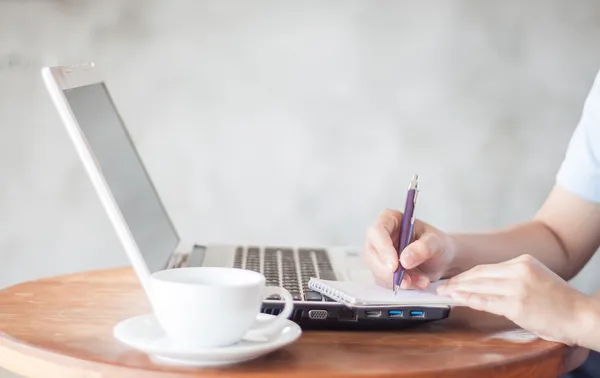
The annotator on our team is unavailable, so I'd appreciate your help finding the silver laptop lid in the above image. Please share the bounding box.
[62,82,180,273]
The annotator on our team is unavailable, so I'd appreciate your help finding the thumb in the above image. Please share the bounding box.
[400,232,444,269]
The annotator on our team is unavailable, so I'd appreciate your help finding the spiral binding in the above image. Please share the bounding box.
[308,278,356,305]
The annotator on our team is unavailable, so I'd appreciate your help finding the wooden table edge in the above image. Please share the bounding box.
[0,328,586,378]
[0,267,590,378]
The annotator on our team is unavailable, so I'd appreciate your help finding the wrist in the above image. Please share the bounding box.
[442,233,462,278]
[572,293,600,348]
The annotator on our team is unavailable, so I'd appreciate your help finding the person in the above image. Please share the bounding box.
[364,68,600,377]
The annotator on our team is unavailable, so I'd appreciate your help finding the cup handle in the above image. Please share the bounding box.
[249,286,294,338]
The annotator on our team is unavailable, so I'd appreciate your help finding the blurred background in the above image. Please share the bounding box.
[1,1,600,374]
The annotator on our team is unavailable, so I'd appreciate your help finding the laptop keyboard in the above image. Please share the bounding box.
[233,247,337,302]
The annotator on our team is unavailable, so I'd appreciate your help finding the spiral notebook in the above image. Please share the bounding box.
[308,278,460,308]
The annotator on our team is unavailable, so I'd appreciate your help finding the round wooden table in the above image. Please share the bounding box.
[0,268,588,378]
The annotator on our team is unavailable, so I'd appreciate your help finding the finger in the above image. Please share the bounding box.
[378,208,402,239]
[376,210,400,259]
[373,268,410,289]
[400,232,443,269]
[367,213,400,268]
[399,270,430,290]
[364,243,395,283]
[367,255,426,290]
[367,253,428,291]
[380,208,403,230]
[376,269,431,291]
[363,233,394,271]
[399,273,413,289]
[436,277,515,297]
[375,274,393,289]
[506,254,536,264]
[447,291,506,316]
[443,262,523,284]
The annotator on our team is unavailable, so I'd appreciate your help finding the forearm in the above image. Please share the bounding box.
[444,185,600,280]
[445,221,572,279]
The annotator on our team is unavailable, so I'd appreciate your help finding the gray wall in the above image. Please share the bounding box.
[1,1,600,376]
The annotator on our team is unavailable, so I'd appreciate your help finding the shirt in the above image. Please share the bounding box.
[557,69,600,203]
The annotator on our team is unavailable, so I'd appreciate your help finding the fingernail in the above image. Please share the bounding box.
[401,249,413,267]
[400,279,409,289]
[386,260,396,271]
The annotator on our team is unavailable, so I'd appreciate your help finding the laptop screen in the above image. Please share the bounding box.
[63,83,180,273]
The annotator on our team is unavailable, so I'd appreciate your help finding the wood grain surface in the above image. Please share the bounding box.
[0,267,587,378]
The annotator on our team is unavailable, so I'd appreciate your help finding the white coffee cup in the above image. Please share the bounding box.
[149,267,294,348]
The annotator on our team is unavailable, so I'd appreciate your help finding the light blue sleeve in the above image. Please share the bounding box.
[556,69,600,203]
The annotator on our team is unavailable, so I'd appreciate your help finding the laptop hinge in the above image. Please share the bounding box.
[166,243,194,269]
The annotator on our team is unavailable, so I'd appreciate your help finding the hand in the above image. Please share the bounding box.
[436,254,591,345]
[363,208,455,290]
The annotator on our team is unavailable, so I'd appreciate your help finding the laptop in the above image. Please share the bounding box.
[41,63,450,329]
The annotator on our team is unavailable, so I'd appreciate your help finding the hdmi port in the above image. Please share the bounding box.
[365,310,382,318]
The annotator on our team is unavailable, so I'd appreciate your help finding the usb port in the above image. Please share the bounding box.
[365,310,382,318]
[409,310,425,318]
[388,310,403,318]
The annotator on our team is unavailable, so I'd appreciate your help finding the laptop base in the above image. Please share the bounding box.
[260,301,451,330]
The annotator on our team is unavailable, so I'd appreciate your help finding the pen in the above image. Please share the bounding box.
[393,173,419,295]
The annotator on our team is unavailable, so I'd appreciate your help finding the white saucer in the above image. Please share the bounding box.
[113,313,302,367]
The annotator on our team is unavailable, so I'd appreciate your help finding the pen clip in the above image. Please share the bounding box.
[410,189,419,223]
[413,188,419,206]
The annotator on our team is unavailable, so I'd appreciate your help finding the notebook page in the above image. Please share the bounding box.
[310,279,459,306]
